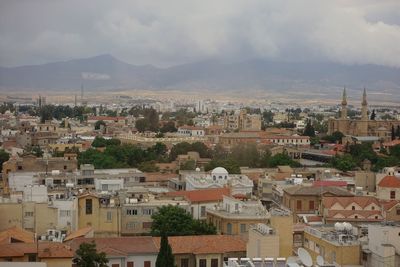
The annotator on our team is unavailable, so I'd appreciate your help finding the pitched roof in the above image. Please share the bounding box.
[68,237,158,255]
[38,242,74,258]
[380,200,400,211]
[378,176,400,188]
[313,181,347,187]
[0,243,36,257]
[64,227,93,242]
[284,186,353,196]
[322,196,380,209]
[326,210,383,222]
[166,188,230,203]
[0,226,35,244]
[153,235,246,255]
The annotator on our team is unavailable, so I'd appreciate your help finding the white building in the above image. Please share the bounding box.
[366,223,400,267]
[185,167,253,196]
[23,185,47,203]
[51,198,78,232]
[95,178,124,193]
[177,126,205,137]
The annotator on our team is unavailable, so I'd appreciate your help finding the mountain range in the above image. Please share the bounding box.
[1,54,400,96]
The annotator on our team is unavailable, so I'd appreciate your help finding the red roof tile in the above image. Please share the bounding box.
[378,176,400,188]
[313,181,347,187]
[166,188,230,203]
[0,226,35,244]
[153,235,246,255]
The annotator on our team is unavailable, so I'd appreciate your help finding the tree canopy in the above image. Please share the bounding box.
[0,149,10,172]
[156,235,175,267]
[73,242,108,267]
[151,205,216,236]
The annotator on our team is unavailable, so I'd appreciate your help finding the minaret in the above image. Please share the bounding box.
[361,88,368,120]
[341,87,348,119]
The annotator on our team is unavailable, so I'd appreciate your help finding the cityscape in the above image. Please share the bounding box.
[1,1,400,267]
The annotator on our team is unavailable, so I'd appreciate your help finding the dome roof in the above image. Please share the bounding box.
[211,167,229,176]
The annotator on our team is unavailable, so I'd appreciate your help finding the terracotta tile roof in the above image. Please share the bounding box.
[64,227,93,242]
[323,196,380,209]
[326,210,383,222]
[0,226,35,244]
[378,175,400,188]
[153,235,246,255]
[380,200,400,211]
[284,186,353,196]
[166,188,230,203]
[68,237,158,255]
[0,243,36,257]
[38,242,74,258]
[313,181,347,187]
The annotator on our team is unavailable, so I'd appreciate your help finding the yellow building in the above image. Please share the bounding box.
[246,224,280,259]
[0,202,58,235]
[77,193,120,237]
[270,211,294,258]
[206,196,269,236]
[303,225,360,266]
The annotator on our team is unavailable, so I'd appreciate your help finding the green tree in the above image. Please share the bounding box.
[91,136,108,148]
[169,142,192,161]
[205,159,241,174]
[160,121,177,133]
[39,105,54,123]
[180,160,196,170]
[370,109,376,120]
[135,118,148,132]
[390,144,400,158]
[267,153,301,168]
[190,142,211,158]
[0,149,10,172]
[156,234,175,267]
[324,131,344,143]
[303,121,315,137]
[331,154,357,172]
[73,242,108,267]
[138,161,160,172]
[94,120,106,130]
[32,146,44,157]
[151,205,216,236]
[229,143,260,167]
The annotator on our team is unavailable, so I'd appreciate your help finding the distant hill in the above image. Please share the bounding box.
[1,54,399,94]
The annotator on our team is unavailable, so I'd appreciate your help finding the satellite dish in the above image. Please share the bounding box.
[317,255,325,266]
[298,248,313,267]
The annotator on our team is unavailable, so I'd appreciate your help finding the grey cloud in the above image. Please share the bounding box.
[1,0,400,67]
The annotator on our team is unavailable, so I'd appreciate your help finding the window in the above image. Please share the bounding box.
[143,222,152,229]
[24,211,34,217]
[332,251,336,263]
[227,223,232,235]
[199,259,207,267]
[126,209,138,216]
[371,206,375,210]
[191,207,194,215]
[127,262,134,267]
[144,261,151,267]
[106,211,112,221]
[28,254,36,262]
[390,191,396,199]
[201,206,206,217]
[240,224,246,233]
[181,259,189,267]
[396,208,400,215]
[17,166,23,170]
[64,165,67,170]
[211,259,218,267]
[297,200,302,210]
[352,206,355,210]
[85,199,92,215]
[143,208,153,215]
[309,200,315,210]
[355,215,358,219]
[111,264,119,267]
[126,222,137,229]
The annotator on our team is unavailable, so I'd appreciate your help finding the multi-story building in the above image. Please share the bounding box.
[364,223,400,267]
[224,109,261,131]
[282,185,353,221]
[206,196,269,236]
[376,174,400,200]
[177,126,205,137]
[184,167,253,196]
[303,224,360,266]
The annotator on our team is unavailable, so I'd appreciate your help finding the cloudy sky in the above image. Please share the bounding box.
[1,0,400,68]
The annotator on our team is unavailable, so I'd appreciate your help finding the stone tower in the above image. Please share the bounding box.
[341,87,348,119]
[359,88,369,136]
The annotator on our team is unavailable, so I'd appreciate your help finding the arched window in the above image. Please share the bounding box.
[227,223,232,235]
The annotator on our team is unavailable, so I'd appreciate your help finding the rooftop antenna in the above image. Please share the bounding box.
[298,248,313,267]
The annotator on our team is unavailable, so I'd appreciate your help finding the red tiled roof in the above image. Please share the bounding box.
[378,176,400,188]
[64,227,93,242]
[153,235,246,255]
[380,200,400,211]
[0,226,35,244]
[68,237,158,255]
[313,181,347,187]
[0,242,73,258]
[38,242,74,258]
[166,188,230,203]
[323,196,380,209]
[326,210,383,222]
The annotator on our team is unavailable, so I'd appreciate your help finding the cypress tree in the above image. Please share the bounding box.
[392,125,396,140]
[156,234,175,267]
[397,126,400,138]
